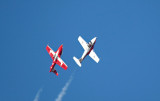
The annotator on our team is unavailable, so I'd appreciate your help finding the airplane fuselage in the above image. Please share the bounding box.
[80,37,96,62]
[50,45,63,72]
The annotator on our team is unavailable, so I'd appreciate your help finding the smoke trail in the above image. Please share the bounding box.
[55,75,73,101]
[33,88,43,101]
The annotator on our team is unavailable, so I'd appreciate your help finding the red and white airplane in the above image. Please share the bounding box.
[46,45,68,76]
[73,36,100,67]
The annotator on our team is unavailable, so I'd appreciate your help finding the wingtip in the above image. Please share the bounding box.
[56,73,59,76]
[78,36,82,39]
[64,66,68,70]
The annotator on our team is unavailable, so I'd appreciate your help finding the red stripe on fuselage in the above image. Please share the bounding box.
[87,41,96,55]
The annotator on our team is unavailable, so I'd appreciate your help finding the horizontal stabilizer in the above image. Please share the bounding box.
[73,56,81,67]
[53,70,58,76]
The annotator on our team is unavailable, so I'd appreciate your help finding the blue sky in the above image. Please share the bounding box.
[0,0,160,101]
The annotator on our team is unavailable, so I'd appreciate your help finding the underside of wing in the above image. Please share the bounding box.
[89,50,100,63]
[46,45,55,60]
[56,57,68,70]
[78,36,88,50]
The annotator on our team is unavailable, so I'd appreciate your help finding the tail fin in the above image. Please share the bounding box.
[73,56,82,67]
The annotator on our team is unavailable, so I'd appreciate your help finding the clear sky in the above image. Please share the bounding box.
[0,0,160,101]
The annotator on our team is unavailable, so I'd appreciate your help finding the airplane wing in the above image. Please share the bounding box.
[46,45,55,60]
[78,36,88,50]
[89,50,100,63]
[56,57,68,70]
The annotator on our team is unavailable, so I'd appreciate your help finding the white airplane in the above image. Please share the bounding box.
[73,36,100,67]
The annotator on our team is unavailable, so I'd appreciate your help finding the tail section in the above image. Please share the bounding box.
[49,69,58,76]
[49,63,58,76]
[73,56,82,67]
[53,70,58,76]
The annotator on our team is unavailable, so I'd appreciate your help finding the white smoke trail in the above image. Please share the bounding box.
[55,75,73,101]
[33,88,43,101]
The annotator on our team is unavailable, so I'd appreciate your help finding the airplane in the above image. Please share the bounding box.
[46,44,68,76]
[73,36,100,67]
